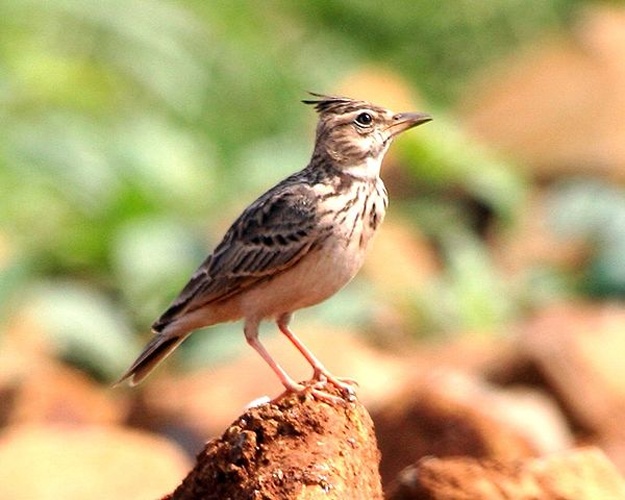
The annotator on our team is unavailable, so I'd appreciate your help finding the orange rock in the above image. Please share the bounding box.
[460,5,625,180]
[374,369,572,486]
[6,360,125,426]
[387,447,625,500]
[169,385,383,500]
[520,302,625,470]
[0,424,190,500]
[337,66,425,115]
[0,311,128,426]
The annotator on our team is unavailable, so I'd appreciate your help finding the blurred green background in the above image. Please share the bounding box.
[1,0,617,382]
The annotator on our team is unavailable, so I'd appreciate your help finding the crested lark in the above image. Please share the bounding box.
[117,93,431,401]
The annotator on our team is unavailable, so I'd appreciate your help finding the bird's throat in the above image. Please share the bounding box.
[342,153,384,179]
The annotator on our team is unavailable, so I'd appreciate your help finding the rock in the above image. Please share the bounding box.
[5,361,124,426]
[374,370,572,486]
[168,383,382,499]
[387,447,625,500]
[460,5,625,180]
[0,307,126,427]
[518,302,625,471]
[0,424,190,500]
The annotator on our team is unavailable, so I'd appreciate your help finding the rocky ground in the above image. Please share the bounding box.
[2,4,625,498]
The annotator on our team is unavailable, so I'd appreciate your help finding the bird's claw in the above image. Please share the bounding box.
[273,370,359,405]
[311,371,358,402]
[273,381,350,405]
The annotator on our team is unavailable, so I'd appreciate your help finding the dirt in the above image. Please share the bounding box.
[167,384,383,499]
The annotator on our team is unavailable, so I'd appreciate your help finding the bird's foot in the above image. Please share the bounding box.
[309,386,351,405]
[274,377,355,405]
[311,370,358,402]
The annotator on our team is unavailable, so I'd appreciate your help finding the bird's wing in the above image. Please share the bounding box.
[152,181,322,331]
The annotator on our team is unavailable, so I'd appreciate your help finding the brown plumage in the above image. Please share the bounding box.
[116,93,431,402]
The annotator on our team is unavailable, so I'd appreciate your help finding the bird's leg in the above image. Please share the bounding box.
[244,320,305,394]
[245,319,346,405]
[276,314,357,400]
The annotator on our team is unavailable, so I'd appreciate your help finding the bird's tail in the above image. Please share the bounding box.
[115,332,187,387]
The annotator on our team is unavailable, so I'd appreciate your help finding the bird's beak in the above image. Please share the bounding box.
[386,112,432,139]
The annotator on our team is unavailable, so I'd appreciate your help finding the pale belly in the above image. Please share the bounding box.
[237,236,367,321]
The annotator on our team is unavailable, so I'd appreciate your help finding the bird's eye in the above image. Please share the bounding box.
[355,112,373,127]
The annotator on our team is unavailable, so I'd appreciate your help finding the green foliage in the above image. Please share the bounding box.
[0,0,592,376]
[548,179,625,298]
[27,280,139,380]
[282,0,585,105]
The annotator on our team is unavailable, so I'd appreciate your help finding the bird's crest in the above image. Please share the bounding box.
[302,92,371,115]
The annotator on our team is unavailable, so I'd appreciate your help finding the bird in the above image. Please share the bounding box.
[116,93,431,402]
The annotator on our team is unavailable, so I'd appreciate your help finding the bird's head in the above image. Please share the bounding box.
[303,93,431,178]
